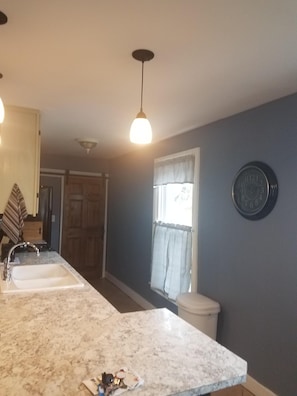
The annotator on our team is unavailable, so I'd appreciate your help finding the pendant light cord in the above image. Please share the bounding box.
[140,61,144,112]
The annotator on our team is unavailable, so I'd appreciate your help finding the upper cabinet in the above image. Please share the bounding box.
[0,105,41,216]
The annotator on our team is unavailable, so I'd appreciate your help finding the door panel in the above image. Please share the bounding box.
[69,200,83,228]
[61,175,106,278]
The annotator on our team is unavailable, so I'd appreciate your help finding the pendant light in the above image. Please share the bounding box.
[0,11,7,124]
[130,49,154,144]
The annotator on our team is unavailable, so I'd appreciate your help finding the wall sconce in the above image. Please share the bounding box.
[130,49,154,144]
[76,138,98,154]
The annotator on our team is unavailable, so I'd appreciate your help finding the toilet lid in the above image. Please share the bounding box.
[176,293,220,315]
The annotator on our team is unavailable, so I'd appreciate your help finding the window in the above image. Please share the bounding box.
[150,148,199,302]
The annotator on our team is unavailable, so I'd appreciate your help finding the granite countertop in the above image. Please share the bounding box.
[0,251,247,396]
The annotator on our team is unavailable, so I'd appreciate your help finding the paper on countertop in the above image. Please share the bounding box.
[82,367,144,395]
[82,377,100,396]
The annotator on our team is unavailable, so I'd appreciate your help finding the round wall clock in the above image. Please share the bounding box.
[232,161,278,220]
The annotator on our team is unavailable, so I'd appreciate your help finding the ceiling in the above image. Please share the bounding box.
[0,1,297,160]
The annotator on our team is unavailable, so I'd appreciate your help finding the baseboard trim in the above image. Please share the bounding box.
[105,271,156,310]
[105,272,276,396]
[244,375,277,396]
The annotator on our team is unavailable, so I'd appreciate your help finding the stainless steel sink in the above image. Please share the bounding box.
[0,263,84,293]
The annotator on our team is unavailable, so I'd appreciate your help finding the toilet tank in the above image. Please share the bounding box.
[176,293,220,340]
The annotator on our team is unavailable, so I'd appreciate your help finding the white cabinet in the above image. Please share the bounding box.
[0,105,40,215]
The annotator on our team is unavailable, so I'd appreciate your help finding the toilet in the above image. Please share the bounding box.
[176,292,220,340]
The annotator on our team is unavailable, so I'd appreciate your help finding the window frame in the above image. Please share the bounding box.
[152,147,200,296]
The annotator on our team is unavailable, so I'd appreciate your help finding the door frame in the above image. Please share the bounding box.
[40,168,108,277]
[40,171,64,253]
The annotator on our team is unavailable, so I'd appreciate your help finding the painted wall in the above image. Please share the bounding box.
[41,153,109,174]
[106,93,297,395]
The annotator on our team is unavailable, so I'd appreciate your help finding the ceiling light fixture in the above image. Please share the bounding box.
[0,11,7,124]
[76,138,98,154]
[130,49,154,145]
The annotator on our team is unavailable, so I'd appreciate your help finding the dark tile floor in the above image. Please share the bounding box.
[87,277,144,313]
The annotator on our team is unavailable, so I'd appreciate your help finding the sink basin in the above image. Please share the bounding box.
[0,263,84,293]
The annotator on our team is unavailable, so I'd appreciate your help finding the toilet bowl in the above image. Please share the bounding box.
[176,292,220,340]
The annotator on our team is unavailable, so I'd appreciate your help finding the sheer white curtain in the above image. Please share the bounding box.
[151,223,192,300]
[154,155,195,185]
[151,154,195,301]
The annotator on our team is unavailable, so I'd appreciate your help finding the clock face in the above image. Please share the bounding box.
[232,162,278,220]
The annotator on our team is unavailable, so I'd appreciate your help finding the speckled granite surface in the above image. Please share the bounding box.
[0,251,247,396]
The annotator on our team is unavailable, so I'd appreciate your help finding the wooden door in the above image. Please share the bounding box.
[61,174,106,278]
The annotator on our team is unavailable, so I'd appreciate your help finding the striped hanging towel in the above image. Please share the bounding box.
[1,183,28,244]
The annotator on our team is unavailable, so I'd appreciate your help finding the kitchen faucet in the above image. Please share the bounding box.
[2,241,40,281]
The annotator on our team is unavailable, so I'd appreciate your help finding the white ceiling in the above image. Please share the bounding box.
[0,0,297,159]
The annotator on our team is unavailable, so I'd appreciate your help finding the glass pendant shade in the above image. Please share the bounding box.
[0,97,4,123]
[130,110,152,144]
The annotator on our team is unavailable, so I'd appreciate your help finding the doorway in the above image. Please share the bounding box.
[40,173,63,252]
[61,174,107,279]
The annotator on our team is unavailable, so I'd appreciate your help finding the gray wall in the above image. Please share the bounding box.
[106,93,297,395]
